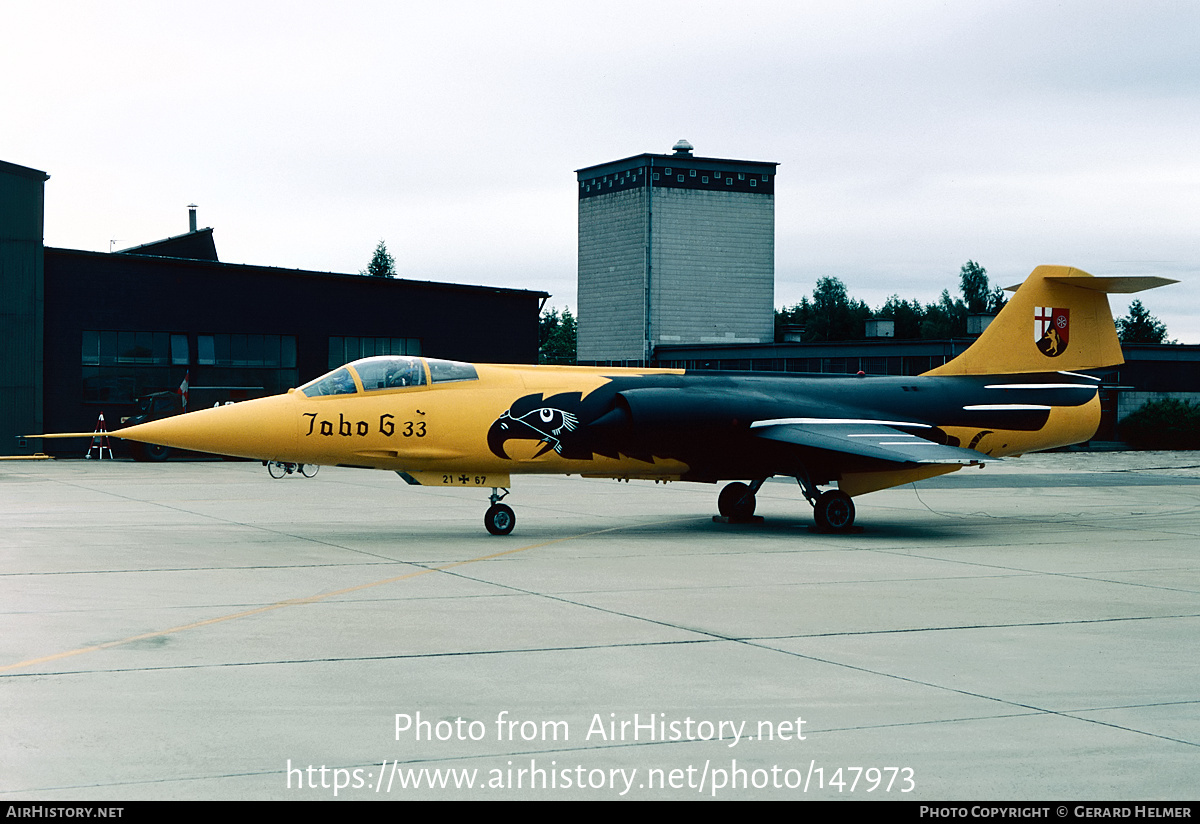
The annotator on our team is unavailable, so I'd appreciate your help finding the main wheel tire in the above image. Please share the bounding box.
[143,443,171,462]
[300,463,319,478]
[814,490,855,532]
[267,461,287,479]
[718,482,756,519]
[132,442,171,462]
[485,503,516,536]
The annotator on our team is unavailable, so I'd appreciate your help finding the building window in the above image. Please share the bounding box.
[750,179,757,187]
[196,334,296,368]
[197,336,214,365]
[170,334,189,365]
[82,331,100,366]
[689,170,696,177]
[83,330,174,366]
[664,168,672,175]
[82,331,297,406]
[702,176,709,183]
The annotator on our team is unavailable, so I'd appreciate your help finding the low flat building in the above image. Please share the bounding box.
[1,159,546,455]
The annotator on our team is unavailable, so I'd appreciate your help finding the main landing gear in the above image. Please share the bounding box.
[717,480,763,520]
[813,490,855,532]
[716,474,857,533]
[484,487,515,536]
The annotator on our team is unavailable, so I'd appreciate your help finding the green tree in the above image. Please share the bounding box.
[775,296,813,341]
[987,284,1008,314]
[362,240,396,278]
[1116,300,1168,343]
[921,289,966,338]
[807,277,872,341]
[1120,399,1200,449]
[958,260,1007,314]
[959,260,990,314]
[775,262,1011,342]
[877,295,925,339]
[539,305,577,364]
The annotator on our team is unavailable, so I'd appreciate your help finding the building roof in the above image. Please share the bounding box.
[117,228,219,261]
[0,159,50,182]
[46,246,550,300]
[575,152,778,180]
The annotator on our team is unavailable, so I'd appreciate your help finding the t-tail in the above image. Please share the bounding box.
[923,265,1177,377]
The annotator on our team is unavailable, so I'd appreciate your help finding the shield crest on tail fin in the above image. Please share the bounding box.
[1035,307,1070,357]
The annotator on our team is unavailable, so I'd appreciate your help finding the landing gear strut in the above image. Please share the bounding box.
[484,487,514,536]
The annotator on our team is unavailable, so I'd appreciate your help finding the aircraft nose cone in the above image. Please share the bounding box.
[113,393,298,460]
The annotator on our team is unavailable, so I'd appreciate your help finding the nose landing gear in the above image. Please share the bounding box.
[484,487,515,535]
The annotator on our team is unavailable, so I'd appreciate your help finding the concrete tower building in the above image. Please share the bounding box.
[576,141,778,364]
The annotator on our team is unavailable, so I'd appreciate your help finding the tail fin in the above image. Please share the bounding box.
[923,265,1176,376]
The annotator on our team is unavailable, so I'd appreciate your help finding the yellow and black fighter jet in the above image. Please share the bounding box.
[34,266,1174,534]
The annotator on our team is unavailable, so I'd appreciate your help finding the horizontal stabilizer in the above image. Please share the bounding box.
[1004,275,1179,293]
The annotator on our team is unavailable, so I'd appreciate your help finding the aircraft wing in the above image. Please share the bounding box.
[750,419,988,465]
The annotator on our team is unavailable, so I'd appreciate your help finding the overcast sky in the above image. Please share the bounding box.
[6,0,1197,340]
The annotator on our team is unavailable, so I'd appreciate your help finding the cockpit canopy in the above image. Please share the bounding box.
[299,356,478,397]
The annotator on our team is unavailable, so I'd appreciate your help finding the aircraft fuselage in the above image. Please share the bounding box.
[116,361,1101,490]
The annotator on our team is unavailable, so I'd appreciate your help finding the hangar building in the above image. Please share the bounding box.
[576,140,777,364]
[0,159,547,456]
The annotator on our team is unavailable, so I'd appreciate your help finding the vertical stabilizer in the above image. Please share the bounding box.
[923,266,1175,376]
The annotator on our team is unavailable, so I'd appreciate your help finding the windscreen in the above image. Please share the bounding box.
[354,356,428,390]
[299,367,358,397]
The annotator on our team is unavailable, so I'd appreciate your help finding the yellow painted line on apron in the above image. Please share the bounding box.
[2,518,692,674]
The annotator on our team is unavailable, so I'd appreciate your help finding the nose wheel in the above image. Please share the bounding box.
[484,488,515,535]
